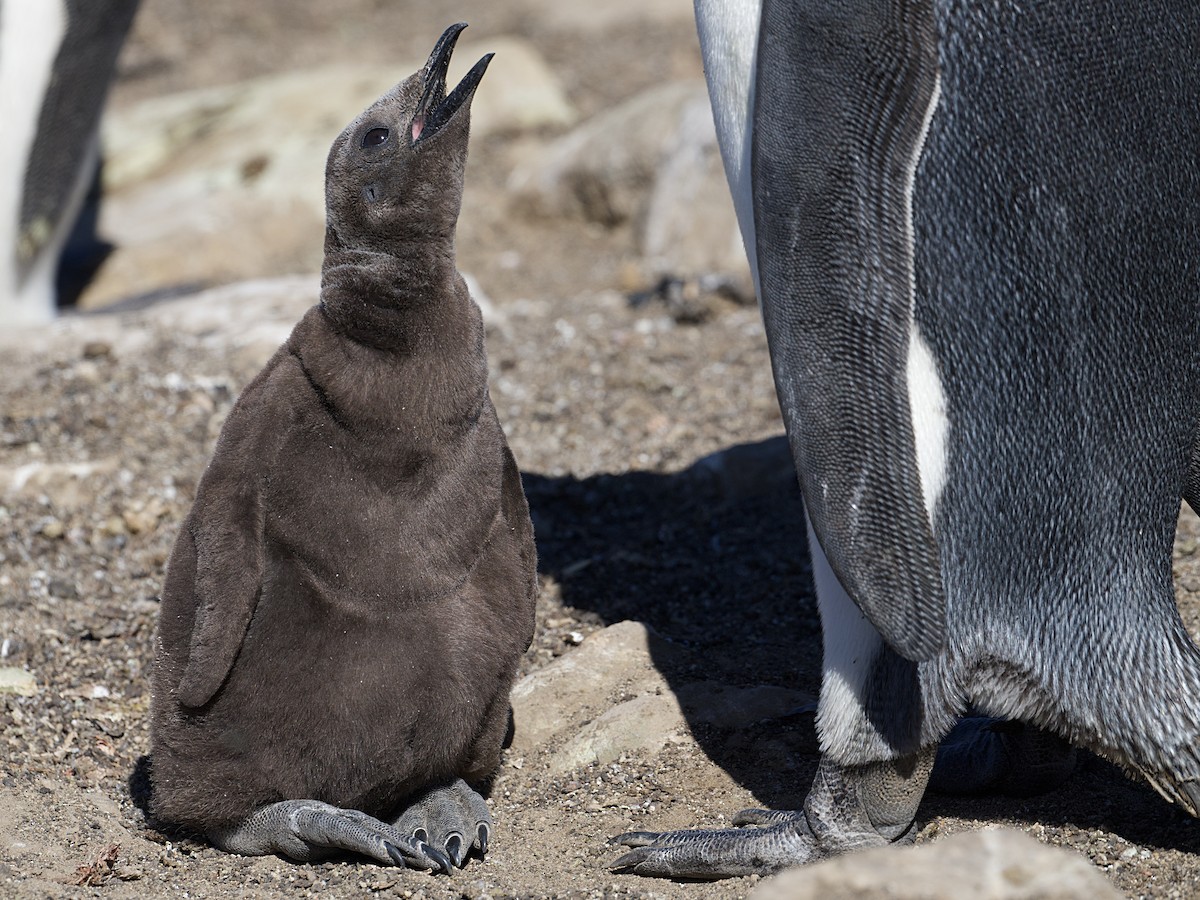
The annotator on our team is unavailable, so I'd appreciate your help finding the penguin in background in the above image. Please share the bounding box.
[614,0,1200,878]
[0,0,138,323]
[148,24,538,872]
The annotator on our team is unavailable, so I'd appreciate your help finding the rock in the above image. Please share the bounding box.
[463,37,576,134]
[0,668,37,696]
[2,273,507,380]
[676,681,813,730]
[688,436,797,504]
[0,275,316,369]
[133,275,319,371]
[550,691,687,775]
[88,38,573,310]
[640,91,748,277]
[752,828,1123,900]
[510,81,705,227]
[120,497,168,536]
[103,38,572,195]
[510,620,688,754]
[88,793,121,819]
[0,460,120,511]
[511,620,812,775]
[46,578,77,600]
[37,518,65,540]
[80,341,112,361]
[101,516,127,537]
[548,681,814,776]
[508,80,746,281]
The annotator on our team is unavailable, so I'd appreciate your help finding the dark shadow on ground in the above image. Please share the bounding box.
[523,435,1200,854]
[522,435,820,810]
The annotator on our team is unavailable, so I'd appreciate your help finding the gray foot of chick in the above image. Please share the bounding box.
[391,778,493,870]
[209,799,447,870]
[931,716,1078,796]
[610,748,934,879]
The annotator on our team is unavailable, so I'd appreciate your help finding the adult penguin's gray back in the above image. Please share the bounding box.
[0,0,138,323]
[148,24,537,873]
[613,0,1200,878]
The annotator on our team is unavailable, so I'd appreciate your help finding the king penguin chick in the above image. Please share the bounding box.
[148,23,536,873]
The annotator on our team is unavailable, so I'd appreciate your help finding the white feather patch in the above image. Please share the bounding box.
[808,515,887,758]
[907,326,949,521]
[0,0,68,324]
[905,70,948,522]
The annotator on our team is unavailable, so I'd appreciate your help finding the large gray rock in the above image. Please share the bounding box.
[508,80,747,280]
[640,89,747,278]
[0,272,505,374]
[510,620,688,756]
[752,828,1123,900]
[511,620,811,775]
[87,38,574,309]
[549,691,690,776]
[0,275,318,368]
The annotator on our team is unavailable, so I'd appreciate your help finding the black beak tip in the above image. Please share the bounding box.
[426,22,469,76]
[411,27,492,145]
[460,52,494,93]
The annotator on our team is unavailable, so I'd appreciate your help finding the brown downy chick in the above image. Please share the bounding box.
[148,23,536,873]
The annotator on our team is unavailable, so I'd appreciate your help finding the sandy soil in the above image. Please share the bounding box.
[3,2,1200,898]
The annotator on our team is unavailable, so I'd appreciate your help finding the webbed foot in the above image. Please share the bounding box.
[611,749,934,879]
[210,799,444,870]
[611,818,818,878]
[931,716,1077,796]
[393,778,493,869]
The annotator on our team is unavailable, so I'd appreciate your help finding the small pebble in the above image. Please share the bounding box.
[48,578,77,599]
[0,667,37,696]
[81,341,113,360]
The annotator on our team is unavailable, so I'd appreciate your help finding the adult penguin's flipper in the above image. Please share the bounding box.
[752,0,946,661]
[1184,438,1200,516]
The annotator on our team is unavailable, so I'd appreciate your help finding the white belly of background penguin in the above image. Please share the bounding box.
[613,0,1200,878]
[148,24,537,873]
[0,0,137,323]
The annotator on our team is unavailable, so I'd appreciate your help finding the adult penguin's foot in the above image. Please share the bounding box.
[610,749,934,879]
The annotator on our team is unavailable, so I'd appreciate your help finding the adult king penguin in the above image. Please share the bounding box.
[149,24,537,873]
[613,0,1200,878]
[0,0,138,323]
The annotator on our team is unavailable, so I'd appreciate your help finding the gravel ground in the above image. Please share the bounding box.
[4,2,1200,897]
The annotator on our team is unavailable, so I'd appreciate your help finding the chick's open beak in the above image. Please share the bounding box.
[412,22,493,144]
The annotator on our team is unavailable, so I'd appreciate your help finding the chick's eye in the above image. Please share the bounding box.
[362,127,390,148]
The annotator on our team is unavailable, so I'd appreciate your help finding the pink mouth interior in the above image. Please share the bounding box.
[412,115,425,142]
